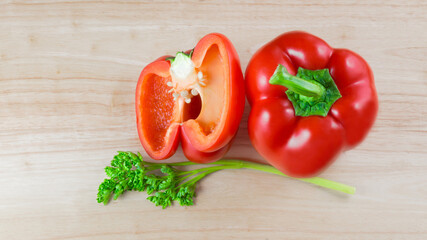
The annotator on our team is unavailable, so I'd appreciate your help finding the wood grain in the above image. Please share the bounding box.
[1,0,426,239]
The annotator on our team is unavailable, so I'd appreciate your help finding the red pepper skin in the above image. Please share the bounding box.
[136,33,245,163]
[246,31,378,177]
[181,130,234,164]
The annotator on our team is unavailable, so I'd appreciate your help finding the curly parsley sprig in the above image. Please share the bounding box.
[97,151,355,208]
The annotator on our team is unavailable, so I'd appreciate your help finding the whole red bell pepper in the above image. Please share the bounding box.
[246,31,378,177]
[136,33,245,163]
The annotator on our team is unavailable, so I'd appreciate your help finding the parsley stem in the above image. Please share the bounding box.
[215,160,355,194]
[177,165,242,176]
[180,171,209,187]
[145,161,199,167]
[179,165,244,187]
[178,171,199,181]
[144,159,355,194]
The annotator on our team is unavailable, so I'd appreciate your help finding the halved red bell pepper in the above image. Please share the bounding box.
[246,31,378,177]
[136,33,245,163]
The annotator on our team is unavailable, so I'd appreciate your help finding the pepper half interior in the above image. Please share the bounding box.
[140,44,226,154]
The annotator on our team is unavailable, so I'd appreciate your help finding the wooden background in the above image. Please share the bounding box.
[1,0,426,239]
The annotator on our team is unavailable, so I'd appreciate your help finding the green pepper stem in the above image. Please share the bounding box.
[269,64,325,98]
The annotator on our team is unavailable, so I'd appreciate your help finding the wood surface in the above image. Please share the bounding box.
[1,0,426,239]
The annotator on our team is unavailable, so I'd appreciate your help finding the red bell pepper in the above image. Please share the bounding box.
[136,33,245,163]
[246,31,378,177]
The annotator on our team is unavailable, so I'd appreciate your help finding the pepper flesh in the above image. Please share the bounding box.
[246,31,378,177]
[136,33,245,163]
